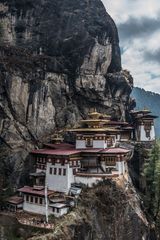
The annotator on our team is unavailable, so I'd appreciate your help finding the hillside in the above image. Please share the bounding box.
[131,87,160,137]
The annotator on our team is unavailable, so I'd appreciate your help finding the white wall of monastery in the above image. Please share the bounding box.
[93,140,107,149]
[140,125,155,141]
[46,163,75,193]
[52,207,69,217]
[116,161,125,175]
[23,201,46,215]
[76,140,86,149]
[150,125,156,140]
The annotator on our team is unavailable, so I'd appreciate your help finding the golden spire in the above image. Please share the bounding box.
[51,133,64,144]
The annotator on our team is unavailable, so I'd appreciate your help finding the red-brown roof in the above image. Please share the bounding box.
[31,149,81,156]
[100,148,130,154]
[18,186,54,197]
[107,121,128,125]
[7,196,23,205]
[79,148,130,154]
[81,148,103,153]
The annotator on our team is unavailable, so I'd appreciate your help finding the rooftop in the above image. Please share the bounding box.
[100,148,130,154]
[135,114,158,119]
[7,196,23,205]
[31,149,81,156]
[18,186,54,197]
[31,147,130,156]
[81,148,130,154]
[107,121,129,126]
[49,203,68,209]
[130,109,151,115]
[68,128,119,133]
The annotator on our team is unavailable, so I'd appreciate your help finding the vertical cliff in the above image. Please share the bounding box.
[0,0,133,187]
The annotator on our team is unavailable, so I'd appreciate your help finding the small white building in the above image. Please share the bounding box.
[6,196,23,212]
[49,203,69,217]
[32,148,81,193]
[131,110,157,142]
[18,186,54,215]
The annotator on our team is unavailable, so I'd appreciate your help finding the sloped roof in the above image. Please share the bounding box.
[18,186,54,197]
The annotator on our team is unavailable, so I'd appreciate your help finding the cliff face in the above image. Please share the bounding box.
[0,0,133,185]
[0,180,153,240]
[28,180,153,240]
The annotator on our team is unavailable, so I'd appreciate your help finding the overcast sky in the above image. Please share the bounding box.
[102,0,160,93]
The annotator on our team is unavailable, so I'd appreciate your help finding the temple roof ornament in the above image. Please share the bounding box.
[69,110,116,132]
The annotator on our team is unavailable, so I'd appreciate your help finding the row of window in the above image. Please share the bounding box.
[49,168,66,176]
[37,159,79,166]
[77,137,114,141]
[26,195,44,205]
[37,162,79,171]
[50,160,79,166]
[36,164,46,170]
[37,158,46,164]
[49,168,77,176]
[52,207,60,213]
[102,157,116,161]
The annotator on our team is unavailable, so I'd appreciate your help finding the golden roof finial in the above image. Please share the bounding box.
[144,106,149,111]
[88,109,101,119]
[51,132,64,144]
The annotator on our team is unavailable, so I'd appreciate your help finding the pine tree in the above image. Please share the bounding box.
[144,141,160,236]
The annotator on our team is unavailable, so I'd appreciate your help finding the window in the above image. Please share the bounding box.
[52,207,55,212]
[54,168,57,175]
[61,160,65,166]
[57,208,60,213]
[73,169,76,175]
[39,198,43,205]
[26,195,29,202]
[30,196,33,203]
[35,197,38,204]
[52,159,55,165]
[59,168,62,175]
[63,169,66,176]
[50,167,52,174]
[86,138,93,147]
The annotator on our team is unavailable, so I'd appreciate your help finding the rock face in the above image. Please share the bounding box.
[28,180,153,240]
[0,0,133,185]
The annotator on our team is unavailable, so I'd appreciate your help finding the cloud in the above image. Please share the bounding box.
[101,0,160,93]
[144,49,160,63]
[102,0,160,23]
[118,16,160,42]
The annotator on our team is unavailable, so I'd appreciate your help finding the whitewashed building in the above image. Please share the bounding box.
[131,110,157,142]
[18,110,157,217]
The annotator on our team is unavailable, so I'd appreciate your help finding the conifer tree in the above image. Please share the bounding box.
[144,141,160,227]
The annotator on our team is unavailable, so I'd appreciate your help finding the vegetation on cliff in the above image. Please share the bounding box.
[143,141,160,238]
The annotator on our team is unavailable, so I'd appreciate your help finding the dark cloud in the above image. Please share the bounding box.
[144,49,160,63]
[118,16,160,41]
